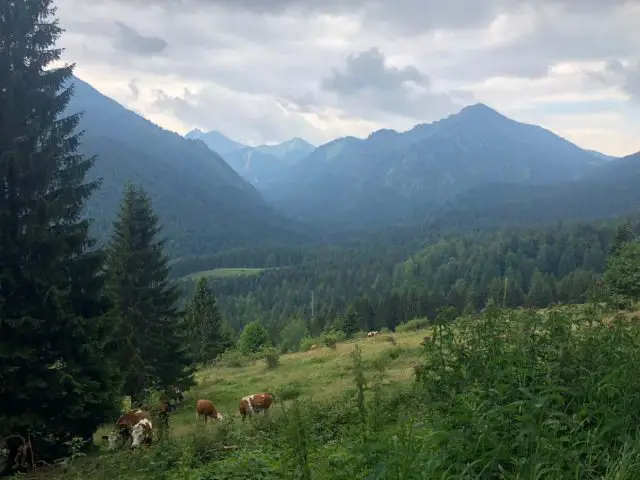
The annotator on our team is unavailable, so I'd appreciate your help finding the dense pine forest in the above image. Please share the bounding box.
[176,217,633,345]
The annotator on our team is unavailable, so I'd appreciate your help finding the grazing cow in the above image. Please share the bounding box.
[367,331,379,338]
[309,344,318,350]
[195,399,224,422]
[239,392,274,421]
[103,409,151,450]
[130,419,154,448]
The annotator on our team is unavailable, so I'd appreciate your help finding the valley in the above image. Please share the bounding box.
[3,2,640,478]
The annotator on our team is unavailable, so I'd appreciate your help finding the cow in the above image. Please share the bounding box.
[195,399,224,422]
[309,344,318,350]
[239,392,274,421]
[130,419,154,448]
[367,331,379,338]
[420,335,432,345]
[102,409,151,450]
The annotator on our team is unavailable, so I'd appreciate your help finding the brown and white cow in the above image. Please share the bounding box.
[367,331,379,338]
[103,409,152,450]
[195,399,224,422]
[130,418,154,448]
[239,392,274,420]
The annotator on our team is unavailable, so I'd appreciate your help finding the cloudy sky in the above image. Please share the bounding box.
[55,0,640,156]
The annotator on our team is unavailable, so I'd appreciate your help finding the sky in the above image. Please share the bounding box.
[54,0,640,156]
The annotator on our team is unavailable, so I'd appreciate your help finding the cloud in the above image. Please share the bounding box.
[313,47,463,121]
[51,0,640,155]
[592,59,640,102]
[112,21,168,55]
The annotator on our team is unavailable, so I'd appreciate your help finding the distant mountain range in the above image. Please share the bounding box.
[184,129,315,186]
[68,76,311,258]
[259,103,610,230]
[67,76,639,258]
[429,150,640,231]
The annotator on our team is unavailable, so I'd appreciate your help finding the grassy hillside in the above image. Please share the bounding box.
[182,267,270,280]
[23,303,640,479]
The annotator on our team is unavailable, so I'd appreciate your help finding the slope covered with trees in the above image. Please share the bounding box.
[430,150,640,231]
[178,217,637,347]
[66,78,310,258]
[262,103,605,230]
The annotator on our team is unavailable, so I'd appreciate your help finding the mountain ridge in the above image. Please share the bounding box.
[68,76,312,257]
[260,102,606,229]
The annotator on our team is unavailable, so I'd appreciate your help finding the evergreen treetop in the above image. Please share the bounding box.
[105,182,195,400]
[0,0,120,465]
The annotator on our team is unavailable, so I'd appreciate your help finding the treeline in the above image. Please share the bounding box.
[0,4,226,474]
[179,217,639,345]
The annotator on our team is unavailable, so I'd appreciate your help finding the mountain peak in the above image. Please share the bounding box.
[458,103,502,118]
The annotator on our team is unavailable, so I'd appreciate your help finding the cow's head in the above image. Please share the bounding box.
[131,419,153,448]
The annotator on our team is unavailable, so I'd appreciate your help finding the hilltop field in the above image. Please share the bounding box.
[22,303,640,480]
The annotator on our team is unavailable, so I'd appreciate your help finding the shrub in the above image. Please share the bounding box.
[262,347,280,368]
[395,317,430,333]
[277,381,303,401]
[216,348,248,368]
[279,317,309,353]
[322,330,345,349]
[299,336,317,352]
[239,320,271,354]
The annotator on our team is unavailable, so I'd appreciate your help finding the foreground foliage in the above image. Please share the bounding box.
[26,304,640,479]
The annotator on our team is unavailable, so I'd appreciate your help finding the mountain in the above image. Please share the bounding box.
[222,138,316,186]
[429,150,640,231]
[253,138,316,165]
[587,150,619,161]
[260,103,605,230]
[67,76,311,258]
[184,128,245,155]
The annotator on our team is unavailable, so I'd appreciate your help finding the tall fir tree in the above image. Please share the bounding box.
[105,182,195,402]
[185,277,227,363]
[0,0,121,467]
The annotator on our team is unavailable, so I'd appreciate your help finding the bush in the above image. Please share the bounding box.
[262,347,280,368]
[216,348,248,368]
[322,330,345,349]
[279,317,309,353]
[277,381,303,401]
[239,320,271,354]
[395,317,430,333]
[299,336,317,352]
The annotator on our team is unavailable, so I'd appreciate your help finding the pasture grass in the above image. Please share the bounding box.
[182,267,269,280]
[22,303,640,479]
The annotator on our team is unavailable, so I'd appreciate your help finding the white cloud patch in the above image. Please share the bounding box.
[52,0,640,155]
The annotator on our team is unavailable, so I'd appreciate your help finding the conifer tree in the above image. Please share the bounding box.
[0,0,120,466]
[105,182,195,402]
[185,277,227,363]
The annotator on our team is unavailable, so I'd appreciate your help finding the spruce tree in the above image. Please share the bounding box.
[185,277,226,363]
[105,182,195,402]
[0,0,120,465]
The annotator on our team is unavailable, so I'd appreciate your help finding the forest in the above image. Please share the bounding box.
[177,217,635,348]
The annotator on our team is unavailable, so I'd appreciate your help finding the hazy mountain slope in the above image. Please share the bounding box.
[206,136,316,187]
[260,104,604,229]
[184,128,245,155]
[429,151,640,231]
[68,77,310,257]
